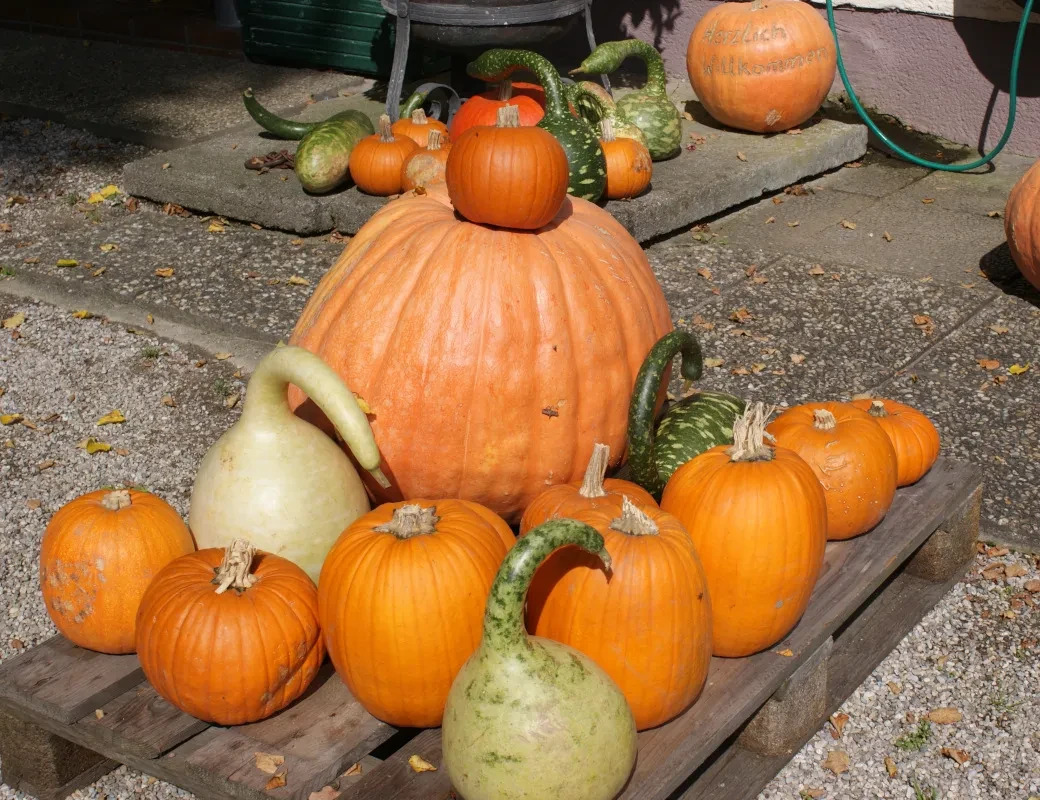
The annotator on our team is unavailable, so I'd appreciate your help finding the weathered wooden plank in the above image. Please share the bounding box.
[619,457,979,800]
[0,636,144,724]
[680,561,970,800]
[77,683,209,759]
[338,728,453,800]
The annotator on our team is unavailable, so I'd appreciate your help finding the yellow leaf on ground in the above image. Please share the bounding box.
[92,267,106,277]
[3,312,25,329]
[926,707,962,724]
[100,185,119,198]
[408,754,437,773]
[208,222,225,233]
[77,438,111,454]
[87,193,105,204]
[56,259,78,267]
[99,243,119,252]
[147,314,154,324]
[287,275,310,286]
[290,238,305,246]
[254,752,284,774]
[1008,363,1030,375]
[154,268,175,278]
[71,310,94,319]
[1,414,23,425]
[884,756,897,777]
[97,410,125,426]
[776,648,794,657]
[821,750,849,775]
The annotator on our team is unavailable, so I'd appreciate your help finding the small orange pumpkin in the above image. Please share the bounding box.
[401,130,451,192]
[661,403,827,657]
[40,488,195,654]
[136,539,324,725]
[527,497,712,729]
[520,443,657,534]
[768,401,898,540]
[446,104,569,230]
[349,113,419,196]
[851,398,940,487]
[392,108,449,148]
[601,118,652,200]
[318,500,514,727]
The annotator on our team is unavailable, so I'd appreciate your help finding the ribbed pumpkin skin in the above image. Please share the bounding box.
[40,489,195,654]
[135,548,324,725]
[348,123,419,196]
[602,135,653,200]
[661,445,827,657]
[1005,159,1040,291]
[446,119,569,230]
[686,0,836,133]
[391,111,449,148]
[519,479,657,535]
[768,402,898,540]
[401,136,451,191]
[289,188,673,521]
[526,504,712,729]
[449,81,546,140]
[318,500,514,727]
[851,399,940,487]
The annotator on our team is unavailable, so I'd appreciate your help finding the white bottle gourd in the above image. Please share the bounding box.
[189,346,389,584]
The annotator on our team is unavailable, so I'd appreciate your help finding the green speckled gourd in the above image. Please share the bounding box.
[467,49,606,201]
[442,518,637,800]
[566,81,649,150]
[628,330,746,498]
[571,40,682,161]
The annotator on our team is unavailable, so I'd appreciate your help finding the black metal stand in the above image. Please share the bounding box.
[383,0,609,122]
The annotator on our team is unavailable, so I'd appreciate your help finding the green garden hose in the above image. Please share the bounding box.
[825,0,1035,171]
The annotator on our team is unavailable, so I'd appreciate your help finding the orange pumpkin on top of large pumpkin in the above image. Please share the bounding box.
[289,185,672,521]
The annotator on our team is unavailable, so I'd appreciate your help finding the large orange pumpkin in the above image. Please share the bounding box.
[391,108,449,149]
[686,0,836,133]
[1004,158,1040,292]
[519,442,657,535]
[851,398,940,487]
[527,497,713,729]
[136,539,324,725]
[768,401,898,540]
[40,488,195,654]
[661,403,827,657]
[289,186,673,521]
[318,500,514,727]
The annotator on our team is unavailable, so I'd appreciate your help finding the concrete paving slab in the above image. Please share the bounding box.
[0,29,364,147]
[808,153,930,198]
[122,91,868,239]
[884,153,1033,216]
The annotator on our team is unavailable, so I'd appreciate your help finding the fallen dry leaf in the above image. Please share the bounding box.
[765,216,776,224]
[92,266,106,277]
[26,498,41,510]
[254,752,285,775]
[1008,363,1030,375]
[207,221,226,234]
[922,198,935,204]
[751,363,766,374]
[224,393,240,409]
[941,747,969,765]
[290,238,305,246]
[37,460,55,471]
[94,709,105,719]
[844,160,863,168]
[772,196,783,205]
[99,243,119,253]
[162,202,190,217]
[10,638,23,649]
[250,223,263,231]
[787,220,800,227]
[729,308,754,324]
[1002,609,1017,619]
[287,275,310,286]
[3,312,25,329]
[840,220,857,230]
[785,184,813,196]
[696,267,714,280]
[1005,563,1028,578]
[0,414,23,425]
[977,358,1000,370]
[913,314,935,335]
[987,210,1002,218]
[887,682,902,695]
[808,265,826,276]
[926,707,962,724]
[786,127,803,135]
[736,151,747,162]
[830,713,850,739]
[266,771,287,790]
[96,410,125,426]
[821,750,849,775]
[124,197,140,213]
[882,231,893,242]
[408,754,437,773]
[884,756,897,777]
[776,648,794,657]
[161,395,177,408]
[77,438,111,454]
[71,310,94,319]
[704,357,724,368]
[154,268,175,278]
[989,324,1009,335]
[0,223,10,233]
[731,366,750,376]
[87,192,105,204]
[988,546,1010,556]
[790,353,806,364]
[1024,579,1040,593]
[341,762,363,777]
[161,162,171,170]
[23,256,39,264]
[982,563,1005,581]
[751,274,769,284]
[213,352,232,360]
[56,258,78,268]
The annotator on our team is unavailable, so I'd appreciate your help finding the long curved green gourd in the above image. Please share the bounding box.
[188,345,389,585]
[627,330,746,498]
[566,81,649,150]
[468,49,606,201]
[571,40,682,161]
[243,87,427,140]
[442,518,637,800]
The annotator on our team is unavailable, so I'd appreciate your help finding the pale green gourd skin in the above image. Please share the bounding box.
[189,346,387,585]
[442,519,637,800]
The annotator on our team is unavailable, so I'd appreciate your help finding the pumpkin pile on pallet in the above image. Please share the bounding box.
[38,97,941,796]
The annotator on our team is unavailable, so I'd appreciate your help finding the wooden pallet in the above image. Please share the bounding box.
[0,458,981,800]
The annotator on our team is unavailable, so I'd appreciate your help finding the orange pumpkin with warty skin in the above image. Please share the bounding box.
[318,500,514,727]
[661,403,827,657]
[401,130,451,191]
[767,400,898,540]
[520,442,657,534]
[136,539,324,725]
[349,113,419,196]
[391,108,449,148]
[446,104,569,230]
[289,185,673,521]
[686,0,836,133]
[526,497,713,729]
[40,488,195,654]
[851,398,940,487]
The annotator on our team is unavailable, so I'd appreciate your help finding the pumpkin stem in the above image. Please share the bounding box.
[496,104,521,128]
[410,109,429,125]
[101,489,132,511]
[495,79,514,101]
[813,409,837,431]
[377,114,394,143]
[600,117,616,143]
[610,496,659,536]
[375,504,440,538]
[578,443,611,498]
[213,538,258,594]
[728,402,775,462]
[868,400,889,418]
[427,130,444,151]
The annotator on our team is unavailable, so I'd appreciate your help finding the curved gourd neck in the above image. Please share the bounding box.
[483,519,609,653]
[627,330,704,497]
[467,49,566,118]
[241,345,389,487]
[576,40,669,97]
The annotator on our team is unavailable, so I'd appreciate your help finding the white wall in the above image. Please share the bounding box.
[809,0,1039,23]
